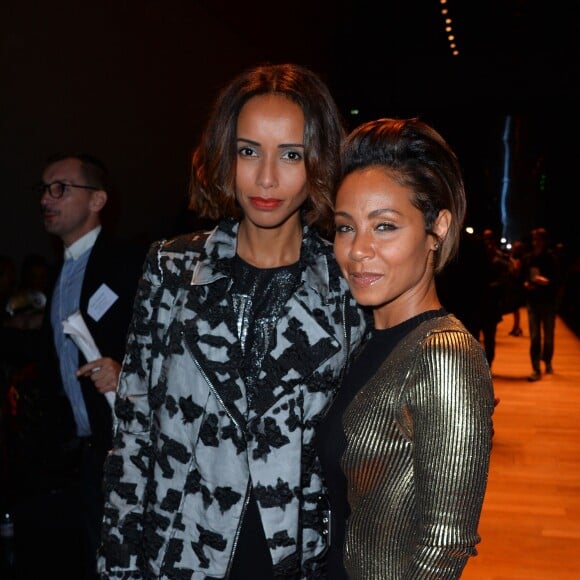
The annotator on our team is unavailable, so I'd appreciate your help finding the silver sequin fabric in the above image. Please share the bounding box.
[342,314,495,579]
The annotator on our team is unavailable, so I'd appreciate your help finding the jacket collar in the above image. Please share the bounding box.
[190,217,332,301]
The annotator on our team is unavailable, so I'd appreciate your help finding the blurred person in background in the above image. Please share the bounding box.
[4,253,50,330]
[505,240,526,337]
[523,227,560,381]
[480,229,512,369]
[0,153,145,579]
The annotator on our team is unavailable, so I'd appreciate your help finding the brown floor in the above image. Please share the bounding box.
[462,308,580,579]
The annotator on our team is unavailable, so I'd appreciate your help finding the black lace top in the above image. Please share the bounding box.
[229,254,301,578]
[231,254,300,409]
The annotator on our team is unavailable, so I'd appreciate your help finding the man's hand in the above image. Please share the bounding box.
[77,357,121,394]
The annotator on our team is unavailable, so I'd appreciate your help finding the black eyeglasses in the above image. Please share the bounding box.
[36,181,99,199]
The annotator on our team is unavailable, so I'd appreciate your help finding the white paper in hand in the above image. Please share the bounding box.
[62,310,115,408]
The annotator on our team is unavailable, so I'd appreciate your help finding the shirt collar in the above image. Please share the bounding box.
[64,225,102,261]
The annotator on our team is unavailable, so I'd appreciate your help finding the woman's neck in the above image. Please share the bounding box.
[236,218,302,268]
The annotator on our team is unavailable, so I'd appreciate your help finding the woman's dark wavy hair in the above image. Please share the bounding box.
[189,63,345,236]
[340,117,466,272]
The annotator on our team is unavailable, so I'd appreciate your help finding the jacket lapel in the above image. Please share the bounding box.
[182,265,249,429]
[181,220,342,421]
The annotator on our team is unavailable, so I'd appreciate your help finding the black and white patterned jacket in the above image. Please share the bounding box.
[98,219,368,579]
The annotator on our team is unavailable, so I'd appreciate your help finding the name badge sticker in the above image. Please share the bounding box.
[88,283,119,322]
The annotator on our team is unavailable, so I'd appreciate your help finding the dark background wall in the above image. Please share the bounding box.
[2,0,579,267]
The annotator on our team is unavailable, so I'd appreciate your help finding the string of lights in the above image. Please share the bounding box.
[439,0,459,56]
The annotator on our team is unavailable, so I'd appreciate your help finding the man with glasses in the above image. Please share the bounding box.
[2,153,146,579]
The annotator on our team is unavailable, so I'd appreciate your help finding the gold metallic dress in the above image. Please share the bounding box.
[341,313,495,579]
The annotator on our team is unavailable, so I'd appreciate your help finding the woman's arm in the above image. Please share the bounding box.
[406,330,494,579]
[98,242,165,577]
